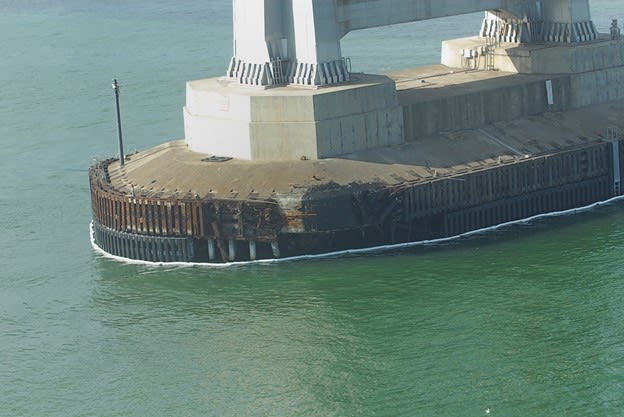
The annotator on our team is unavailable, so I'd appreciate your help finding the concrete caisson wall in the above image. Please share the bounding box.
[247,94,319,161]
[312,79,403,157]
[570,67,624,107]
[185,74,403,160]
[497,40,624,107]
[427,38,624,142]
[400,76,572,141]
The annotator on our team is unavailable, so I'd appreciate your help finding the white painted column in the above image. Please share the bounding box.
[207,240,216,260]
[611,137,621,196]
[227,0,290,86]
[290,0,348,86]
[228,239,237,261]
[249,240,257,261]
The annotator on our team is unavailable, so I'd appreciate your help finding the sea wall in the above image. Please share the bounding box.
[91,139,623,262]
[89,160,284,262]
[287,141,621,255]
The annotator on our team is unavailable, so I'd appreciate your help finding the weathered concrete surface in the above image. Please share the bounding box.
[430,38,624,134]
[390,65,567,140]
[184,73,403,160]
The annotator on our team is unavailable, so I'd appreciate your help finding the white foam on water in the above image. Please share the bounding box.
[90,195,624,268]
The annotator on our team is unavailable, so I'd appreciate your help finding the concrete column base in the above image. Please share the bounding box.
[227,56,289,86]
[289,59,350,86]
[480,18,598,44]
[183,74,404,161]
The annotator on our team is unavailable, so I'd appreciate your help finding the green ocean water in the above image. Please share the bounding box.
[1,1,624,416]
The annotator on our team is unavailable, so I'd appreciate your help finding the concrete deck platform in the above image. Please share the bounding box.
[108,89,624,201]
[387,64,549,103]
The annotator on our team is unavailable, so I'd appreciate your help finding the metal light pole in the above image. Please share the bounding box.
[112,79,125,167]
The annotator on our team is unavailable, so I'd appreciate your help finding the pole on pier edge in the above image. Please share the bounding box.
[112,79,125,167]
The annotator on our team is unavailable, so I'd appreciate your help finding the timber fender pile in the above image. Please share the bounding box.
[90,140,624,263]
[89,159,284,263]
[281,141,622,256]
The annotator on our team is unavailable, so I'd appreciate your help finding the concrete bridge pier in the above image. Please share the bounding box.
[187,0,611,162]
[226,0,348,87]
[480,0,598,43]
[226,0,599,88]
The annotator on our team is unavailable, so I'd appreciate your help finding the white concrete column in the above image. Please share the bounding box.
[207,239,216,260]
[227,0,349,87]
[227,0,291,86]
[228,239,237,261]
[270,241,281,258]
[290,0,348,86]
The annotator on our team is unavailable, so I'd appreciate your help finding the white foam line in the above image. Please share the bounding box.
[90,195,624,268]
